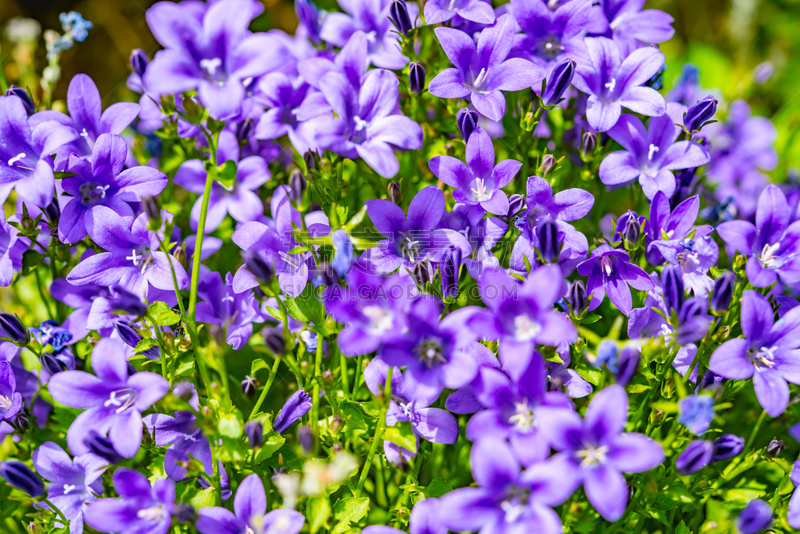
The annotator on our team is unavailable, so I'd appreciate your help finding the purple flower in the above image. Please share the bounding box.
[273,390,313,434]
[85,469,175,534]
[144,0,280,120]
[708,290,800,417]
[175,130,270,233]
[48,338,169,458]
[543,385,664,521]
[572,37,666,132]
[0,95,77,207]
[599,107,710,199]
[254,73,322,155]
[380,300,478,399]
[678,394,714,435]
[546,350,593,398]
[66,208,188,300]
[314,68,423,178]
[59,133,167,243]
[789,461,800,529]
[429,15,545,122]
[33,441,107,533]
[429,128,521,216]
[717,184,800,288]
[143,411,212,481]
[577,244,654,315]
[362,185,471,273]
[440,203,508,279]
[298,31,370,91]
[439,437,570,534]
[196,271,266,350]
[197,473,304,534]
[324,263,415,356]
[509,0,591,69]
[320,0,412,70]
[675,439,714,475]
[736,499,773,534]
[510,176,593,276]
[424,0,495,25]
[468,265,577,379]
[0,210,19,287]
[588,0,674,53]
[468,352,572,465]
[29,74,140,169]
[0,360,23,422]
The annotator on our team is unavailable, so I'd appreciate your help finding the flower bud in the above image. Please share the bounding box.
[684,95,717,133]
[711,434,744,462]
[236,118,255,141]
[661,265,685,314]
[0,461,45,498]
[129,49,149,77]
[675,440,714,475]
[303,149,318,172]
[506,194,524,220]
[274,390,313,434]
[456,108,479,141]
[710,271,734,313]
[766,439,786,457]
[20,203,35,233]
[698,369,724,392]
[262,327,286,356]
[736,499,773,534]
[615,346,640,387]
[623,214,640,247]
[13,413,30,433]
[174,503,196,523]
[567,280,588,317]
[536,219,560,263]
[0,313,29,344]
[290,169,307,202]
[440,246,462,300]
[241,376,258,398]
[542,58,575,106]
[173,246,186,266]
[39,352,68,376]
[412,260,434,288]
[297,425,313,455]
[116,321,160,360]
[242,251,274,284]
[245,421,263,448]
[141,197,161,227]
[43,200,60,225]
[581,131,596,157]
[539,154,555,177]
[409,62,425,95]
[388,181,402,205]
[84,431,124,464]
[389,0,413,34]
[6,86,35,116]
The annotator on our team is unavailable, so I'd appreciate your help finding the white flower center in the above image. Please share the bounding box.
[471,178,491,201]
[508,399,535,431]
[604,78,616,93]
[362,305,393,334]
[576,444,609,467]
[759,242,781,268]
[7,153,26,167]
[0,395,12,409]
[96,185,110,198]
[137,505,166,522]
[473,68,490,89]
[354,116,368,131]
[80,128,90,139]
[63,484,76,494]
[200,58,222,77]
[601,256,613,276]
[104,389,137,413]
[126,249,142,266]
[514,315,542,341]
[648,144,660,161]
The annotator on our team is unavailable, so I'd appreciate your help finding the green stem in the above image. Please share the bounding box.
[33,268,54,319]
[352,355,364,399]
[187,171,215,319]
[248,357,281,421]
[42,498,70,528]
[339,346,350,400]
[744,410,768,453]
[356,367,393,496]
[311,332,325,445]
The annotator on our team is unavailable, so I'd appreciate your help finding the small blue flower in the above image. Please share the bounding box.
[60,12,93,42]
[678,394,715,435]
[592,339,619,373]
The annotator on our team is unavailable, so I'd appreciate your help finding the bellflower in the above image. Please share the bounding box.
[429,128,521,216]
[0,360,23,422]
[174,130,270,233]
[274,390,313,433]
[468,352,572,465]
[789,461,800,529]
[254,72,323,155]
[29,74,140,169]
[66,208,188,300]
[600,108,710,199]
[587,0,674,54]
[439,438,571,534]
[508,0,592,69]
[314,68,423,178]
[320,0,413,70]
[142,411,212,481]
[511,175,594,275]
[440,203,508,279]
[468,265,577,378]
[197,473,304,534]
[144,0,281,120]
[573,37,666,132]
[298,30,369,91]
[84,469,175,534]
[717,184,800,288]
[0,210,18,287]
[424,0,495,25]
[577,244,654,315]
[429,15,546,122]
[363,185,471,273]
[32,441,107,534]
[736,499,773,534]
[543,385,664,521]
[196,271,266,350]
[678,394,715,435]
[0,94,77,207]
[58,133,167,243]
[708,290,800,417]
[47,338,170,457]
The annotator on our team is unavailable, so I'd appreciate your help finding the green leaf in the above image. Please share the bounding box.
[331,497,370,534]
[288,246,309,254]
[383,422,417,453]
[214,160,237,189]
[265,306,283,322]
[188,487,218,509]
[218,413,243,438]
[147,302,180,326]
[308,496,332,534]
[254,431,285,463]
[53,171,77,179]
[423,477,452,498]
[344,205,367,230]
[339,400,370,432]
[251,358,269,376]
[134,338,159,354]
[574,363,603,386]
[21,250,45,275]
[581,313,602,325]
[285,284,325,324]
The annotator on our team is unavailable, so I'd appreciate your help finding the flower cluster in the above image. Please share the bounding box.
[0,1,797,533]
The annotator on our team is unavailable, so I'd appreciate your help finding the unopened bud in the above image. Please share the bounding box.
[6,86,35,116]
[129,49,149,77]
[388,181,402,205]
[456,108,479,141]
[409,62,425,94]
[539,155,555,177]
[389,0,413,35]
[581,131,596,157]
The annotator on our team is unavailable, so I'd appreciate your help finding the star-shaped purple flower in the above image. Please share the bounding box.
[85,469,175,534]
[196,271,266,350]
[143,411,213,482]
[577,244,654,315]
[509,0,592,69]
[425,0,495,25]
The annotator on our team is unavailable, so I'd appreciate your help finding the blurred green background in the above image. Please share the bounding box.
[1,0,799,164]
